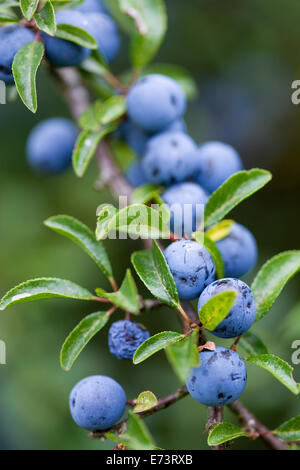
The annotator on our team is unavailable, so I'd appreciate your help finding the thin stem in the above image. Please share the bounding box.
[228,400,289,450]
[177,304,193,326]
[207,407,225,450]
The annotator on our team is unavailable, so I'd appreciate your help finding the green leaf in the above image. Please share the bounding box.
[99,95,127,125]
[208,422,248,446]
[131,240,179,308]
[56,23,98,49]
[199,290,237,331]
[238,331,268,357]
[60,311,110,371]
[274,416,300,441]
[251,251,300,321]
[193,233,224,279]
[44,215,113,279]
[96,269,139,314]
[96,204,170,240]
[0,15,18,23]
[206,219,234,242]
[165,328,200,383]
[247,354,299,395]
[112,0,167,67]
[106,410,156,450]
[131,184,162,205]
[0,278,94,311]
[20,0,39,20]
[143,63,197,100]
[134,391,158,413]
[78,100,102,131]
[34,1,56,36]
[72,125,115,177]
[133,331,183,364]
[204,169,272,229]
[12,41,44,113]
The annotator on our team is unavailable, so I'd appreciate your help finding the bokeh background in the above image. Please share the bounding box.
[0,0,299,450]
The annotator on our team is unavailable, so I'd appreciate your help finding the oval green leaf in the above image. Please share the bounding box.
[204,169,272,229]
[199,290,237,331]
[0,278,94,311]
[238,331,268,357]
[44,214,113,279]
[133,331,183,365]
[60,311,110,371]
[56,23,98,49]
[251,251,300,321]
[247,354,299,395]
[20,0,39,20]
[134,391,158,413]
[12,40,44,113]
[165,328,200,383]
[208,422,248,446]
[96,269,139,314]
[274,416,300,441]
[34,0,56,36]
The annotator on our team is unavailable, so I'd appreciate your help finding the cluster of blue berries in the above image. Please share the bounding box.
[0,0,120,85]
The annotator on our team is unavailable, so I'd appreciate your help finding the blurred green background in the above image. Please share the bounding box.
[0,0,299,450]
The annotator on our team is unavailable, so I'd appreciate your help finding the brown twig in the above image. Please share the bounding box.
[206,407,225,450]
[228,400,289,450]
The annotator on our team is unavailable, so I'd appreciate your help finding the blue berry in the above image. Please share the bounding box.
[43,10,90,67]
[142,132,197,185]
[108,320,150,360]
[69,375,126,430]
[84,13,120,62]
[125,160,149,187]
[164,240,215,301]
[194,141,243,193]
[162,182,209,237]
[26,118,77,173]
[127,74,186,132]
[75,0,107,13]
[216,223,258,278]
[198,278,256,338]
[0,26,35,84]
[186,346,247,406]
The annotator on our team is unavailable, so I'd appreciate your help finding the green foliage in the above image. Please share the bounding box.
[99,95,127,125]
[133,331,183,364]
[134,391,158,413]
[55,23,98,49]
[0,278,94,311]
[204,169,272,229]
[247,354,299,395]
[44,214,113,280]
[34,1,56,36]
[95,269,140,313]
[193,233,224,279]
[274,416,300,441]
[106,410,156,450]
[131,184,163,205]
[165,328,200,383]
[198,290,237,331]
[60,311,110,371]
[131,240,179,308]
[96,204,170,240]
[252,251,300,320]
[12,41,44,113]
[206,219,234,242]
[207,422,248,446]
[20,0,39,20]
[238,331,268,357]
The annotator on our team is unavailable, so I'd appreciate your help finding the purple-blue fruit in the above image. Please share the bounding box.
[164,240,215,301]
[216,223,258,278]
[127,74,186,133]
[108,320,150,360]
[194,141,243,193]
[142,132,197,185]
[162,182,209,237]
[43,10,90,67]
[0,26,35,84]
[125,160,149,187]
[84,13,120,62]
[186,346,247,406]
[69,375,126,430]
[26,118,77,173]
[198,278,256,338]
[75,0,107,13]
